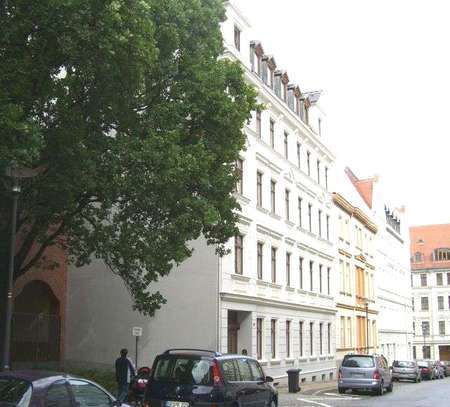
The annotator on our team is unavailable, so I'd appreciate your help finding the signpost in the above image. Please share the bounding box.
[132,327,143,367]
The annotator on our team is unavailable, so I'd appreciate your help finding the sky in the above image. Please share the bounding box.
[234,0,450,227]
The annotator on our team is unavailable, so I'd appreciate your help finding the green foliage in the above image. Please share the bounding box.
[0,0,256,315]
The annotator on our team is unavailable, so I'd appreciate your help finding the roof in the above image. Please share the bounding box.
[344,167,377,209]
[410,224,450,270]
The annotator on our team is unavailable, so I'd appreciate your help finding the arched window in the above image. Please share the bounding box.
[414,252,423,263]
[434,248,450,261]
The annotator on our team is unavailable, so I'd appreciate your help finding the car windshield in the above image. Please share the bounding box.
[153,357,212,385]
[342,356,375,368]
[393,361,415,368]
[0,378,32,406]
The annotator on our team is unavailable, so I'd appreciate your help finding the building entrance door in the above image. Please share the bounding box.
[228,310,239,354]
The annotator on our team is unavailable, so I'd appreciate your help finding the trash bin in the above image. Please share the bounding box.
[286,368,301,393]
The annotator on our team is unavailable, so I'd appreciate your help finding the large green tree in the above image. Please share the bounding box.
[0,0,256,319]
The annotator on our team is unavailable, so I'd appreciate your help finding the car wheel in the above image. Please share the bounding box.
[338,387,346,394]
[373,381,383,396]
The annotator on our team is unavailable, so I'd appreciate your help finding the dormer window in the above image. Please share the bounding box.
[434,248,450,261]
[234,26,241,51]
[287,85,295,111]
[250,41,264,75]
[414,252,423,263]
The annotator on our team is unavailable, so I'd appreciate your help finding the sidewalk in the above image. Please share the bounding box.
[275,375,337,395]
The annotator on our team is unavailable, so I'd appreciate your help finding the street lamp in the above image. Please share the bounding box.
[2,164,41,371]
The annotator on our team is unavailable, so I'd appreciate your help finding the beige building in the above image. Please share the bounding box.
[333,169,378,363]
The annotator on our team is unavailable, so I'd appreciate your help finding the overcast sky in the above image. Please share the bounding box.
[234,0,449,227]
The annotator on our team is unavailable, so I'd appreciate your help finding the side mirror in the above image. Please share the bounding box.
[265,376,274,383]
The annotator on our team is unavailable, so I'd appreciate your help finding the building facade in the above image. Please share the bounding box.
[65,1,337,381]
[344,168,412,363]
[410,224,450,361]
[333,169,378,363]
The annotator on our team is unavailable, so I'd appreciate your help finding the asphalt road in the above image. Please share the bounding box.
[279,377,450,407]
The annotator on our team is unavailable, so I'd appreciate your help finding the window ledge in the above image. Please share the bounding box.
[299,357,308,363]
[269,212,282,221]
[319,356,327,361]
[270,359,281,365]
[286,286,295,292]
[259,360,268,366]
[236,194,251,205]
[231,274,251,283]
[309,357,318,361]
[285,358,295,363]
[257,206,269,215]
[297,288,309,295]
[285,220,296,227]
[256,279,270,287]
[269,282,282,289]
[327,355,334,360]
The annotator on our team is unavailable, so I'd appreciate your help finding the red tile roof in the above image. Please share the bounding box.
[344,167,376,209]
[410,224,450,270]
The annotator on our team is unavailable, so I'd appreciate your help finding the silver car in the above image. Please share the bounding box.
[391,360,421,382]
[338,354,393,396]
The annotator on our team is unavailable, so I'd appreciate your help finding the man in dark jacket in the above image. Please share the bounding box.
[115,348,136,404]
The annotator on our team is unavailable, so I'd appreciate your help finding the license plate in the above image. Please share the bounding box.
[165,402,189,407]
[352,373,365,378]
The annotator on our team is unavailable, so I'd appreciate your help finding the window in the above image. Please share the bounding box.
[448,295,450,309]
[308,204,312,232]
[319,323,323,355]
[256,171,263,207]
[439,321,446,336]
[327,267,331,295]
[309,261,314,291]
[326,215,330,240]
[421,297,429,311]
[327,323,331,354]
[248,360,264,382]
[422,321,430,336]
[307,151,311,176]
[420,274,427,287]
[257,242,263,280]
[45,382,71,407]
[310,322,314,355]
[299,321,304,357]
[317,160,320,184]
[319,264,323,293]
[256,110,261,138]
[271,319,277,359]
[256,318,263,360]
[318,210,322,237]
[438,296,444,310]
[299,257,304,289]
[234,25,241,51]
[437,273,443,286]
[298,198,303,228]
[423,346,431,359]
[325,167,328,190]
[340,316,345,348]
[434,248,450,261]
[297,142,301,168]
[69,380,111,407]
[413,346,417,359]
[235,235,243,275]
[414,252,423,263]
[285,189,290,220]
[286,252,291,286]
[347,317,352,347]
[0,378,31,406]
[447,273,450,285]
[270,119,275,148]
[270,180,276,213]
[221,359,238,381]
[236,159,243,194]
[283,132,289,158]
[235,359,253,381]
[286,320,291,358]
[271,247,277,283]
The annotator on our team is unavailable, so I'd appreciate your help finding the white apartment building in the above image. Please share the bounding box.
[65,1,337,380]
[410,224,450,361]
[344,169,413,363]
[333,169,378,363]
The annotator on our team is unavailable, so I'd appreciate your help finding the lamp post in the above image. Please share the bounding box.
[365,302,369,354]
[2,164,41,371]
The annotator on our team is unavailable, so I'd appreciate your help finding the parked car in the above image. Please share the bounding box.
[0,370,127,407]
[417,360,435,380]
[145,349,278,407]
[433,361,445,379]
[338,354,393,396]
[441,361,450,377]
[391,360,421,382]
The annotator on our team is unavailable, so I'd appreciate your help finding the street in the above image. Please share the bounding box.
[279,377,450,407]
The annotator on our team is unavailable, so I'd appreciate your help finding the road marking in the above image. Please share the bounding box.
[297,398,332,407]
[323,392,361,399]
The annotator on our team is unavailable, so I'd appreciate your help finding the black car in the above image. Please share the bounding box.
[0,370,127,407]
[145,349,277,407]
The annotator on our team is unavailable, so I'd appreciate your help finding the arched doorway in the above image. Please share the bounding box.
[12,280,61,365]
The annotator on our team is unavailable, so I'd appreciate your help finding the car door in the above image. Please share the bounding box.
[380,356,390,386]
[234,358,259,407]
[248,359,271,407]
[68,379,115,407]
[43,380,73,407]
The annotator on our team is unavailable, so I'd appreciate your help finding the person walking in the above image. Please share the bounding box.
[115,348,136,404]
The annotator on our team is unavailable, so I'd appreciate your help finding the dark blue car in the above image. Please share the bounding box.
[145,349,277,407]
[0,370,127,407]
